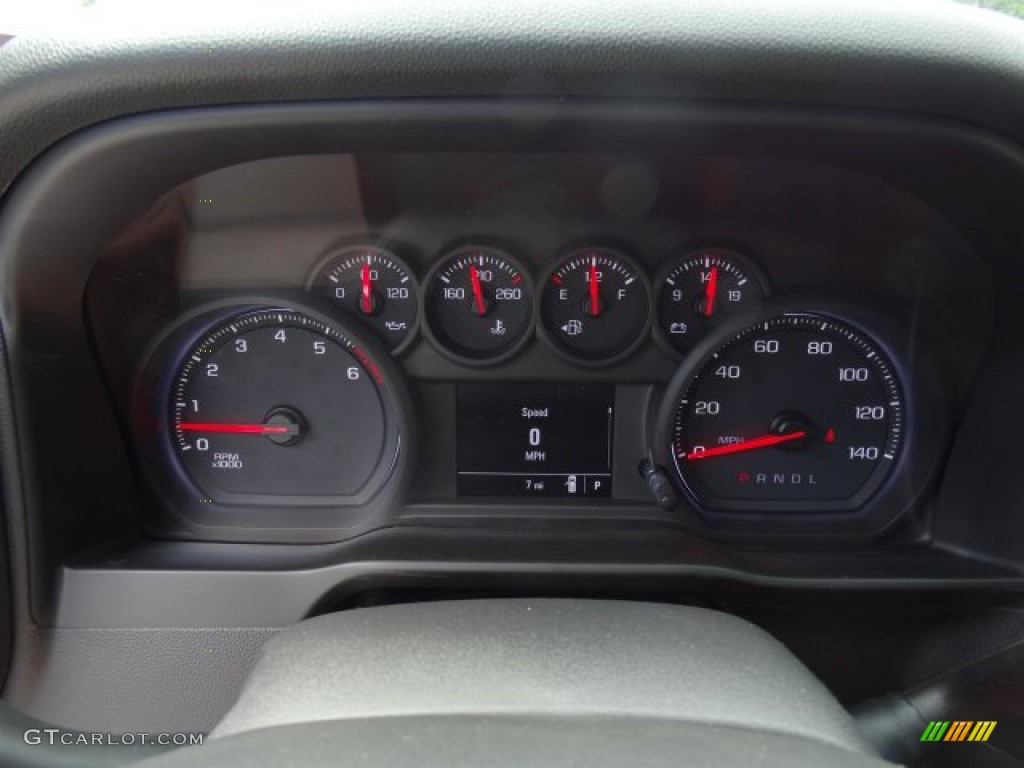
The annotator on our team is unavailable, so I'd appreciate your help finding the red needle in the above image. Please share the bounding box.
[589,257,601,317]
[685,430,806,461]
[704,265,719,318]
[179,422,291,434]
[360,263,373,314]
[469,264,487,316]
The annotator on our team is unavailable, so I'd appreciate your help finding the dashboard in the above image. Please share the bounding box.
[83,148,974,543]
[1,97,1019,595]
[3,4,1024,753]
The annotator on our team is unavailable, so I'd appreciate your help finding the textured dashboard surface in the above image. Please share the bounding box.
[1,0,1024,200]
[4,626,277,734]
[211,599,875,753]
[140,717,895,768]
[0,0,1023,757]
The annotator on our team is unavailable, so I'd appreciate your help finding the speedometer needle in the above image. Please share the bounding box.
[704,265,719,318]
[179,422,292,435]
[685,430,806,460]
[469,264,487,316]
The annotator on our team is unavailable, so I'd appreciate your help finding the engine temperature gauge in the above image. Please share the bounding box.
[655,249,768,356]
[539,248,651,365]
[423,246,534,365]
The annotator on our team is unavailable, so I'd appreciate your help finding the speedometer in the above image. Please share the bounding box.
[669,313,904,513]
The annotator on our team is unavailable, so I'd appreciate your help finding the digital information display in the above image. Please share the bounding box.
[456,383,614,498]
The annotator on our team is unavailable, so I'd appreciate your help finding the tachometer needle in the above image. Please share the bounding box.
[589,257,601,317]
[685,430,806,460]
[179,422,293,435]
[360,263,374,315]
[469,264,487,316]
[704,265,719,318]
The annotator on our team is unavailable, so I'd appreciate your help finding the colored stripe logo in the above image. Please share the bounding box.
[920,721,997,742]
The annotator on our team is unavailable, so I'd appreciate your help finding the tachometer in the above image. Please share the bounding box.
[668,313,904,512]
[170,308,399,503]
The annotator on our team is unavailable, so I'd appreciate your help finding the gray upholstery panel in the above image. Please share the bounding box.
[141,715,896,768]
[212,600,873,755]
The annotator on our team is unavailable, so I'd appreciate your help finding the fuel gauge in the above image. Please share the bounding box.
[539,247,651,365]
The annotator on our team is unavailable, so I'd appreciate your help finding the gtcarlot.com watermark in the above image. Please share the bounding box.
[24,729,204,747]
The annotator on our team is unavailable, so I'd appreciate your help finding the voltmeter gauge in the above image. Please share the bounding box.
[655,249,768,357]
[539,248,651,365]
[308,245,419,354]
[423,246,534,365]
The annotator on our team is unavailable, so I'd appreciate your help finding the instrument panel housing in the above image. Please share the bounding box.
[0,101,1021,624]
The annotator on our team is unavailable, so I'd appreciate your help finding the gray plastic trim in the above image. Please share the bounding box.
[53,555,1024,630]
[3,626,277,735]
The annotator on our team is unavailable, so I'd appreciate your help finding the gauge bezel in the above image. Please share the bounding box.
[652,246,771,360]
[305,240,421,356]
[421,244,536,367]
[671,313,903,514]
[536,246,653,368]
[651,295,949,540]
[133,293,414,542]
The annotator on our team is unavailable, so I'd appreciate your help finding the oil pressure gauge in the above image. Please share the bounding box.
[308,245,419,354]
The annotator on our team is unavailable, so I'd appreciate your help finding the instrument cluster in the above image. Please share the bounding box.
[307,242,767,367]
[83,150,987,545]
[128,237,948,542]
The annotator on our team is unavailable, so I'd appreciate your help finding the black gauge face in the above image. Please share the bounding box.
[656,249,767,356]
[424,246,534,364]
[670,314,903,512]
[539,248,651,364]
[171,309,393,502]
[309,245,418,353]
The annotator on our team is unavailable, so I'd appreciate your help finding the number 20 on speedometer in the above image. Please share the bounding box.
[668,314,904,513]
